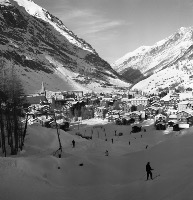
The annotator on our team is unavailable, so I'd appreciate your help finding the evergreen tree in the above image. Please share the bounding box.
[131,105,137,112]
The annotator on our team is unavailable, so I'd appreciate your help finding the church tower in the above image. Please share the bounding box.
[40,81,46,96]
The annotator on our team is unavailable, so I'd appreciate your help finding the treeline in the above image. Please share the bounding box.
[0,60,26,156]
[69,101,94,120]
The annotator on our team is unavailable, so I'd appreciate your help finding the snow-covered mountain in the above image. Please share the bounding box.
[112,27,193,93]
[0,0,130,94]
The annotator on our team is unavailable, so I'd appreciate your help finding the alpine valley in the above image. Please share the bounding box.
[0,0,130,94]
[112,27,193,94]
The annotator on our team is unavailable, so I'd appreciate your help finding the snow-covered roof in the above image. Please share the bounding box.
[149,106,160,110]
[178,109,193,115]
[178,101,189,105]
[130,111,141,115]
[102,98,113,101]
[160,94,170,101]
[26,95,47,105]
[121,98,130,102]
[130,97,148,101]
[168,114,177,119]
[179,92,193,100]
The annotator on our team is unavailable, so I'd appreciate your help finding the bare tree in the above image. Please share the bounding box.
[0,59,26,156]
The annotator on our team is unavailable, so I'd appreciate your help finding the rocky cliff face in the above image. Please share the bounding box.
[0,0,129,94]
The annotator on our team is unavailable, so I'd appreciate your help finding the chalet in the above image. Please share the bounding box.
[177,110,193,120]
[160,94,179,109]
[63,90,83,99]
[177,110,193,128]
[151,102,162,108]
[145,106,160,117]
[100,98,113,107]
[128,91,137,98]
[177,101,189,112]
[160,93,170,105]
[122,93,128,98]
[170,92,180,100]
[149,96,160,102]
[121,98,131,103]
[107,110,123,121]
[154,113,167,122]
[129,111,142,122]
[168,114,178,124]
[166,109,178,115]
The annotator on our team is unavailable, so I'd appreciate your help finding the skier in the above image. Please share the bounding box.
[72,139,75,148]
[105,150,109,156]
[146,162,153,180]
[111,138,113,144]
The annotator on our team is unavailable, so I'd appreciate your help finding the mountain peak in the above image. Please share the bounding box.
[5,0,96,54]
[12,0,46,19]
[112,26,193,93]
[111,45,150,69]
[0,0,129,93]
[179,26,191,33]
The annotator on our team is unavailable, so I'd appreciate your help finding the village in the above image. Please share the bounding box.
[25,82,193,134]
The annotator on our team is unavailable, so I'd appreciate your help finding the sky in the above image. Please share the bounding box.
[33,0,193,64]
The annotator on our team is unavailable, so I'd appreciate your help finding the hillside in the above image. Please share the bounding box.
[112,27,193,93]
[1,119,193,200]
[0,0,130,94]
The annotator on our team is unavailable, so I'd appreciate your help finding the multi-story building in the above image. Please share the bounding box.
[160,94,179,109]
[130,97,149,106]
[177,110,193,128]
[129,111,142,122]
[178,101,189,112]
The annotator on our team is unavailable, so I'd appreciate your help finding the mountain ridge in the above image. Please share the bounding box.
[112,26,193,93]
[0,0,130,94]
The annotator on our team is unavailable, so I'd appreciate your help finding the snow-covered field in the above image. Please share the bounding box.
[1,118,193,200]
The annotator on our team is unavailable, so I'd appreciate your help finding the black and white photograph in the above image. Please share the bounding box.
[1,0,193,199]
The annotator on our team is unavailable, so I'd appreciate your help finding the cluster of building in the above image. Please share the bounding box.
[23,83,193,130]
[143,90,193,129]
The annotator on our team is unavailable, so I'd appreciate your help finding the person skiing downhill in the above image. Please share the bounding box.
[146,162,153,180]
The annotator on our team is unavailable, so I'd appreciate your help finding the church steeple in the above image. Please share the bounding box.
[40,81,46,95]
